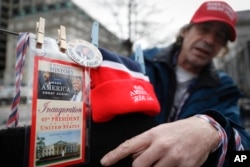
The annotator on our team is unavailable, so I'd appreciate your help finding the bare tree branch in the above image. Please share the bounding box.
[91,0,173,55]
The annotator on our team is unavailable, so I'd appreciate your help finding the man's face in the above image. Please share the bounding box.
[72,78,82,92]
[43,72,50,82]
[179,21,229,71]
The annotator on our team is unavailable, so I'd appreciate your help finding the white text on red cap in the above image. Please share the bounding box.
[206,2,236,21]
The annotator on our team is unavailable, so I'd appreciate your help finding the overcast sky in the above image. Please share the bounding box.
[72,0,250,49]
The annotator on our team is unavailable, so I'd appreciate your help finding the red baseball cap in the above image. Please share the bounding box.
[191,1,237,41]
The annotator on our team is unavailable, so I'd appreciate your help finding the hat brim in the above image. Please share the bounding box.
[192,18,236,42]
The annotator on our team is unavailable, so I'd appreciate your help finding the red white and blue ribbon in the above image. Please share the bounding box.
[6,32,29,127]
[196,114,228,167]
[233,128,244,151]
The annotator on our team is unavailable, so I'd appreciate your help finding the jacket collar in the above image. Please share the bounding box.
[152,44,221,88]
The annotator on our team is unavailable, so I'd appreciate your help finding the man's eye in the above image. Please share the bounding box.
[216,32,227,43]
[218,33,226,40]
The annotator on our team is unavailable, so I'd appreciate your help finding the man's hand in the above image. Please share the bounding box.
[100,116,220,167]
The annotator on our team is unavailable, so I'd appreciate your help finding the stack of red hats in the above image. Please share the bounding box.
[90,48,160,123]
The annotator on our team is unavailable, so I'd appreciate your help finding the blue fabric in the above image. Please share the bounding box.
[99,47,142,72]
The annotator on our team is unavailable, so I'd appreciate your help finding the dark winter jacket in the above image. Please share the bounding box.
[143,43,250,166]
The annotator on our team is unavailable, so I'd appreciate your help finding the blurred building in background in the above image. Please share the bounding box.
[215,10,250,97]
[0,0,127,85]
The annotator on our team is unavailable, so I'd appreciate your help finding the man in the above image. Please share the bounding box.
[100,1,250,167]
[70,76,83,102]
[38,71,52,99]
[42,71,51,86]
[76,45,94,60]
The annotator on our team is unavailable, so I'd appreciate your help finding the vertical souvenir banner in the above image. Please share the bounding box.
[26,34,90,167]
[29,56,87,167]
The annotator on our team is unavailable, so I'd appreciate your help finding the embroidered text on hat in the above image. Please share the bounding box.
[90,48,160,123]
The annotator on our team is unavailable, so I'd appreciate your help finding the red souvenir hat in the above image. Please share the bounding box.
[191,1,237,41]
[90,48,160,123]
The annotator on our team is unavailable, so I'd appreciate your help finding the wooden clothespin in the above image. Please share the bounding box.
[36,17,45,49]
[91,21,99,48]
[58,25,67,53]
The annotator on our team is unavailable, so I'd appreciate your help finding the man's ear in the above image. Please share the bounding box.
[180,27,189,38]
[180,24,191,38]
[180,29,186,38]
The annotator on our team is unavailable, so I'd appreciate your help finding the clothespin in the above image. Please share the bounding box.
[135,44,146,74]
[91,21,99,48]
[58,25,67,53]
[36,17,45,49]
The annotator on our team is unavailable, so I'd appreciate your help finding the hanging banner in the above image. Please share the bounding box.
[29,56,88,167]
